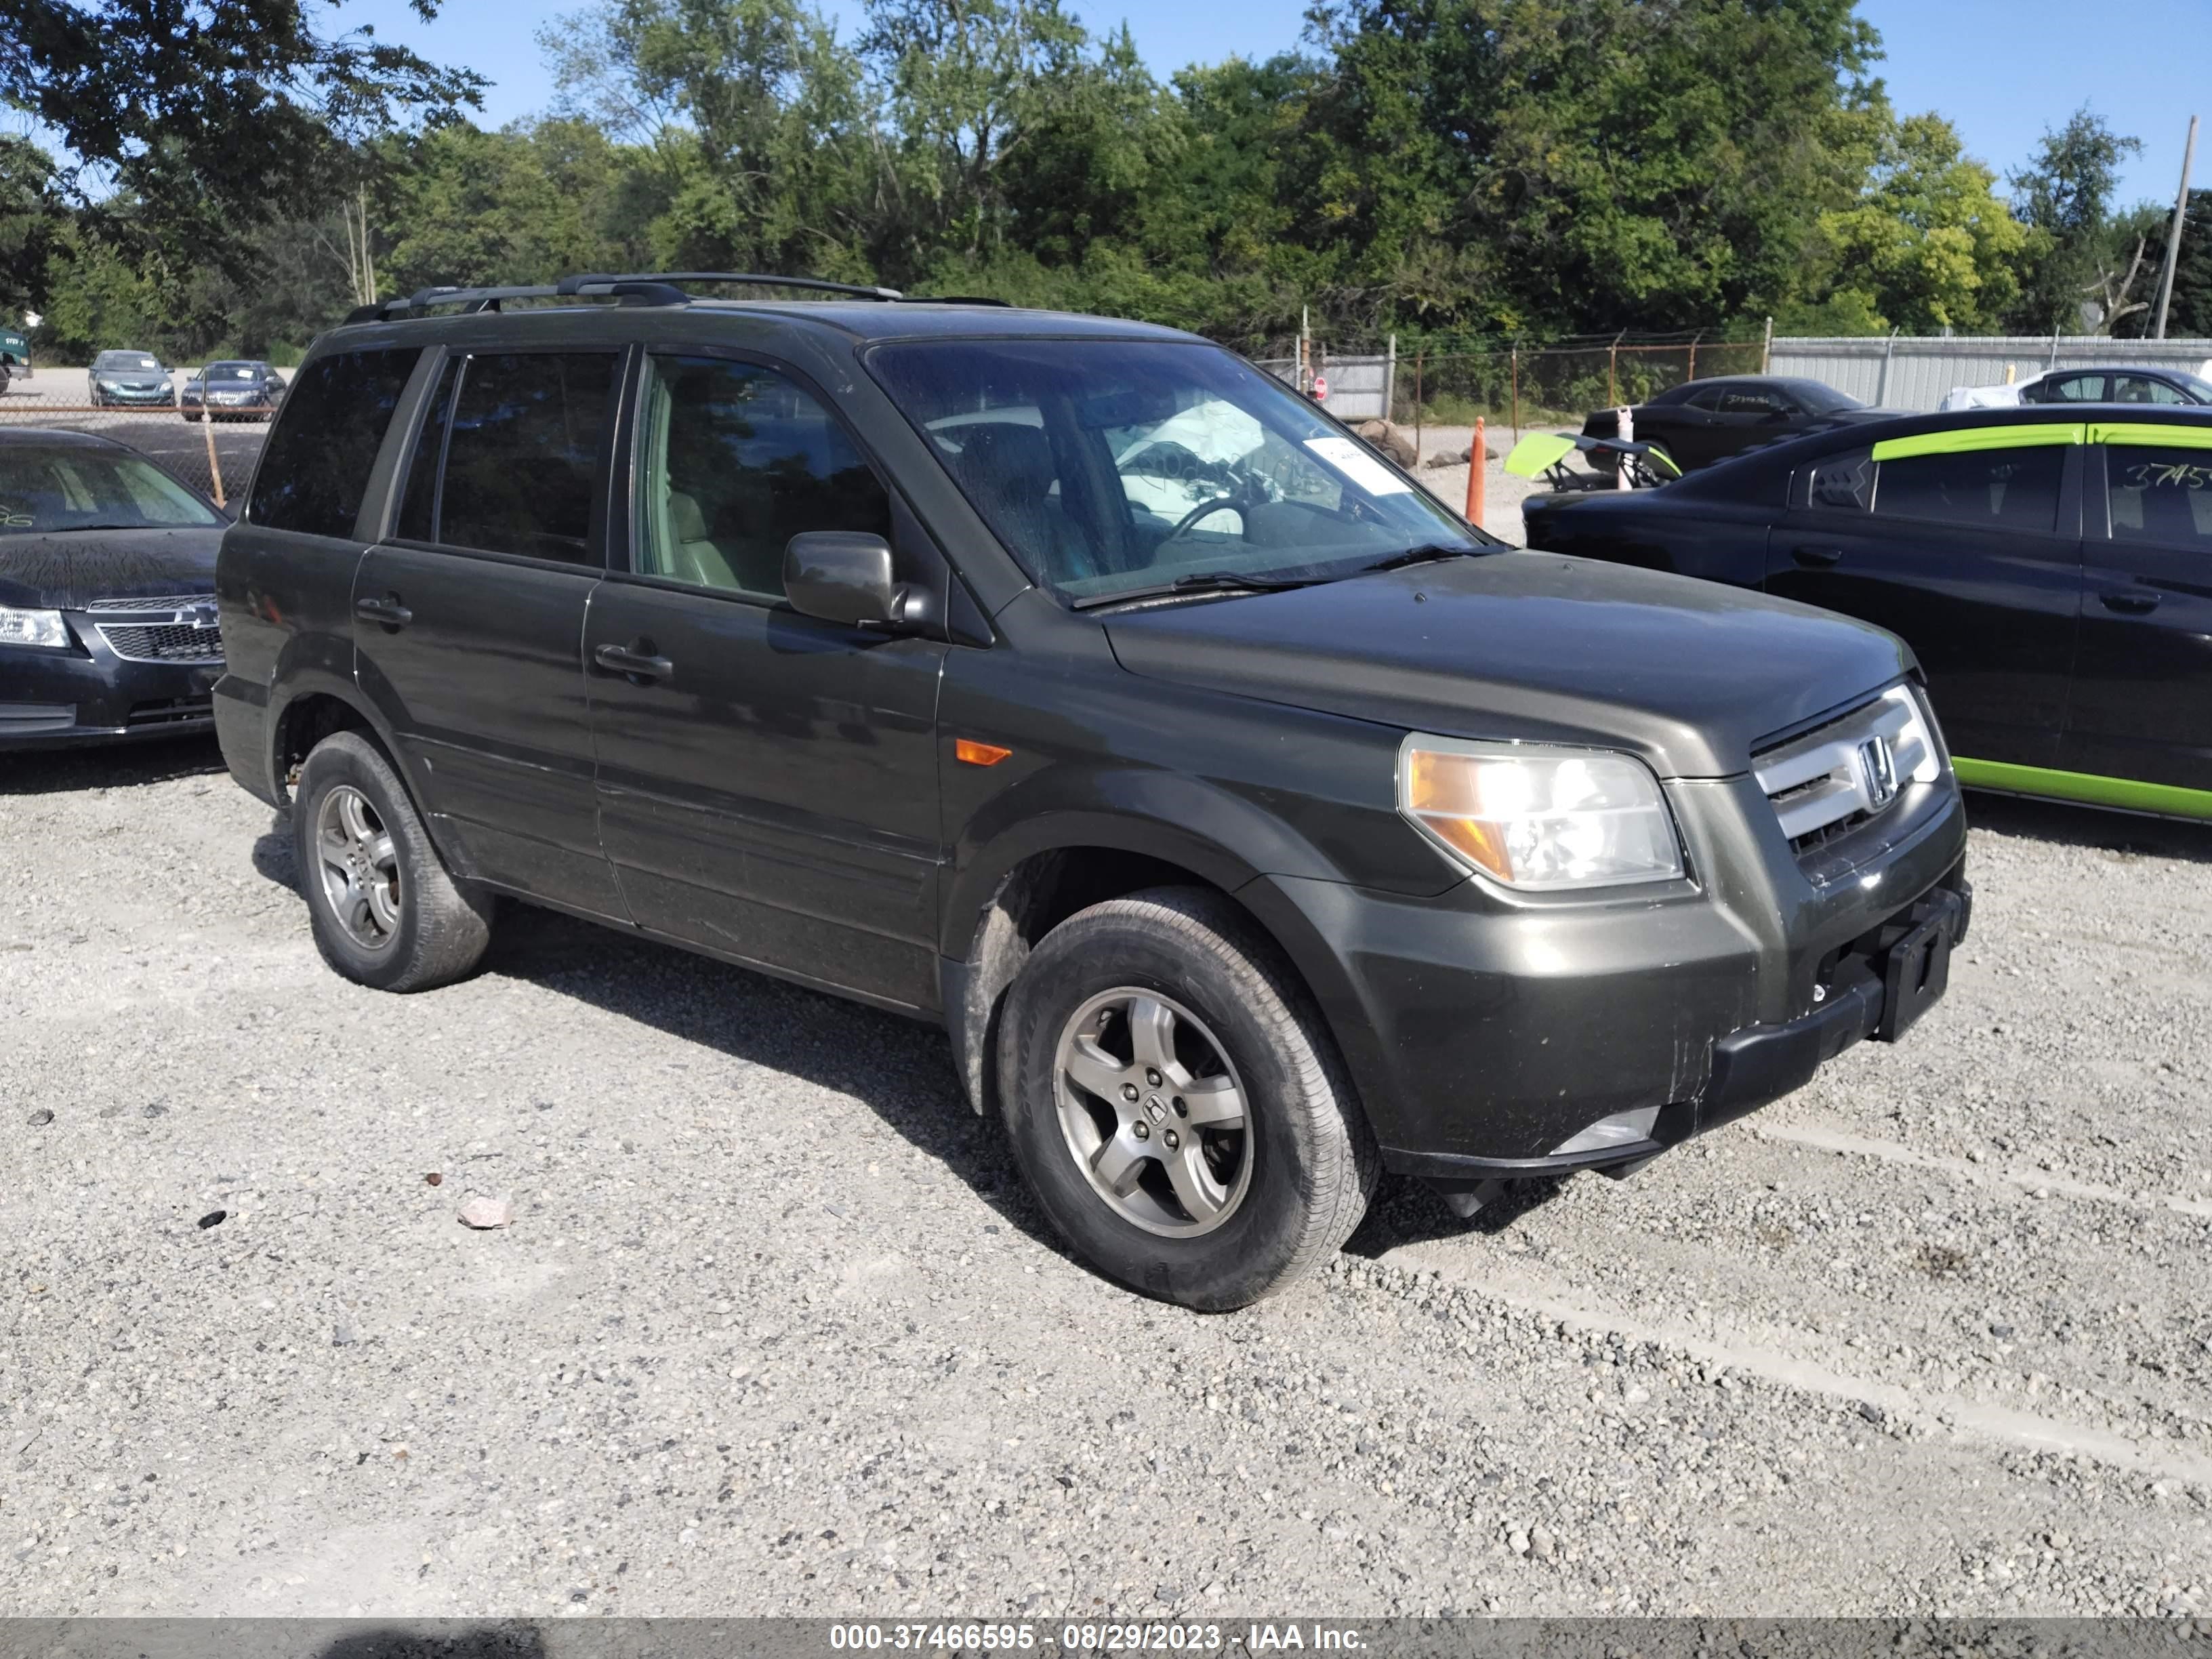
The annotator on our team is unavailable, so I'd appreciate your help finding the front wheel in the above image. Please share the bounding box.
[291,731,493,991]
[999,886,1378,1311]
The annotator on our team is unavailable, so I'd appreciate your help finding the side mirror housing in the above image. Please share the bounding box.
[784,532,926,630]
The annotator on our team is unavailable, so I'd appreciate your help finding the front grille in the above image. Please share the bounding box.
[1753,690,1931,853]
[87,594,207,612]
[125,695,213,727]
[96,623,224,663]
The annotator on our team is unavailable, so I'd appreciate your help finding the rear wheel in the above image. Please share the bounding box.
[292,731,492,991]
[999,886,1377,1311]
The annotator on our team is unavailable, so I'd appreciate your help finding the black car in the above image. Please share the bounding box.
[1523,404,2212,819]
[87,349,175,408]
[0,430,228,746]
[182,359,285,422]
[1582,375,1884,473]
[213,273,1969,1309]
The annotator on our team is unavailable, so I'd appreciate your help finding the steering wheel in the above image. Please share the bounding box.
[1164,497,1247,541]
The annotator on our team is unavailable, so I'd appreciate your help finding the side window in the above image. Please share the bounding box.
[1805,451,1873,511]
[2046,374,2104,403]
[395,356,459,544]
[1684,384,1728,411]
[1718,389,1788,417]
[2112,375,2188,406]
[635,355,890,600]
[434,352,618,564]
[2106,445,2212,544]
[245,348,419,537]
[1874,445,2066,533]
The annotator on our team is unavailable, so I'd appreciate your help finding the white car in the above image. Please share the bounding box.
[1938,363,2212,411]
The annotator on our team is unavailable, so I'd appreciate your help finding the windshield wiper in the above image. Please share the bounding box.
[1075,569,1326,610]
[1354,541,1486,575]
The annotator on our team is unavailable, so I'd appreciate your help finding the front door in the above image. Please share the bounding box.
[2062,424,2212,803]
[352,346,629,918]
[1765,426,2084,769]
[585,351,947,1010]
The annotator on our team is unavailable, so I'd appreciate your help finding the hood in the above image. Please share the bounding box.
[1101,552,1914,778]
[0,528,222,610]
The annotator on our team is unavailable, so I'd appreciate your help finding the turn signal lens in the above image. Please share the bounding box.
[955,738,1012,767]
[1399,737,1683,890]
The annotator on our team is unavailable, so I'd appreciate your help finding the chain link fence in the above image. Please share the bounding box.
[0,394,265,508]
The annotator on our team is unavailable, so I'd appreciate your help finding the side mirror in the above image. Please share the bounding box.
[784,532,924,630]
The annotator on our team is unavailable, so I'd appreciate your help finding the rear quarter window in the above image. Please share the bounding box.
[245,348,420,537]
[1872,445,2065,533]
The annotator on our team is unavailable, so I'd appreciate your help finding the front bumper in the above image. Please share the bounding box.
[1253,768,1970,1185]
[0,628,222,747]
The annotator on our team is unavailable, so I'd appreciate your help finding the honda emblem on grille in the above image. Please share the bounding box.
[1858,735,1898,808]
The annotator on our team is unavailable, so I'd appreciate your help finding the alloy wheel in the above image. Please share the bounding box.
[315,784,401,951]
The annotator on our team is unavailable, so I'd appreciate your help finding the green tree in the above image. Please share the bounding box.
[2005,106,2142,332]
[2162,188,2212,338]
[1789,112,2026,333]
[1,1,481,273]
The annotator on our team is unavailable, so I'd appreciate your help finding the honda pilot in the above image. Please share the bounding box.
[213,274,1971,1310]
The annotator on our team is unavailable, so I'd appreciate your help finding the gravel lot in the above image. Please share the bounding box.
[5,731,2212,1621]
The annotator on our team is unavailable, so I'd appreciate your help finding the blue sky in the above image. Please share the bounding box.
[335,0,2199,209]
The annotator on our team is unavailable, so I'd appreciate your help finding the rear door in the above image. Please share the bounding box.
[2062,423,2212,802]
[352,345,630,919]
[1765,424,2085,769]
[584,349,947,1009]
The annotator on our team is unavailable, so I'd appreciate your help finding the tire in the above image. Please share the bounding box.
[999,886,1378,1311]
[291,731,493,991]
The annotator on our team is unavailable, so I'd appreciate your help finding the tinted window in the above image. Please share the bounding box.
[246,348,419,538]
[636,355,890,599]
[2107,445,2212,545]
[1805,451,1873,511]
[1717,388,1790,416]
[396,356,460,544]
[435,352,618,563]
[1792,382,1862,415]
[1684,384,1729,411]
[2043,374,2105,403]
[1875,445,2066,532]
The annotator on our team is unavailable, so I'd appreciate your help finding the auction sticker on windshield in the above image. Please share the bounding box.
[1303,435,1409,495]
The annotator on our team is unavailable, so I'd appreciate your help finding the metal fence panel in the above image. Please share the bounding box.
[1254,354,1391,420]
[1769,335,2212,411]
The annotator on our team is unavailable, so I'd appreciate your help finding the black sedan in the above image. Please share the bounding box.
[1582,375,1886,473]
[182,359,285,422]
[0,430,228,747]
[1523,404,2212,819]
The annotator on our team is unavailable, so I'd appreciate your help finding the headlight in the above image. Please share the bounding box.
[1399,736,1684,890]
[0,607,72,650]
[1879,683,1944,784]
[95,379,117,390]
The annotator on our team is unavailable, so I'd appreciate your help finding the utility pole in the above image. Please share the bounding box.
[2153,115,2198,341]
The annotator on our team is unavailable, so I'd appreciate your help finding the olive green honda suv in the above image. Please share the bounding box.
[213,273,1970,1309]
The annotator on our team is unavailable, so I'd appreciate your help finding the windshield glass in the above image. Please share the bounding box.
[1793,381,1862,414]
[867,339,1485,604]
[0,445,222,533]
[209,363,258,379]
[2177,372,2212,403]
[96,352,160,373]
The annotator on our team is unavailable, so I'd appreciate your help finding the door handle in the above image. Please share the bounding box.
[354,593,412,629]
[592,640,674,684]
[2100,591,2162,615]
[1789,544,1844,569]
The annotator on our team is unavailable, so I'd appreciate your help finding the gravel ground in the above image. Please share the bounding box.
[5,737,2212,1620]
[1403,423,1558,544]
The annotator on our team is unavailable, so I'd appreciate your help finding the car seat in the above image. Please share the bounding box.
[944,422,1091,582]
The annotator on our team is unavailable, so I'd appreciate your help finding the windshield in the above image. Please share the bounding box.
[2177,372,2212,403]
[0,446,222,533]
[209,363,258,379]
[1793,381,1863,414]
[96,352,160,373]
[867,339,1486,604]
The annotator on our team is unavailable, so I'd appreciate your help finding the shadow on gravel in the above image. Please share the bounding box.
[314,1628,547,1659]
[1345,1168,1565,1257]
[1964,788,2212,864]
[0,732,223,796]
[483,903,1061,1258]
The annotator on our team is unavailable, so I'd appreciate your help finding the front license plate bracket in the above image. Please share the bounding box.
[1875,894,1959,1042]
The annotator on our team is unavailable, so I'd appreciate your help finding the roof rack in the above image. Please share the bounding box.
[342,271,1013,325]
[556,272,906,302]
